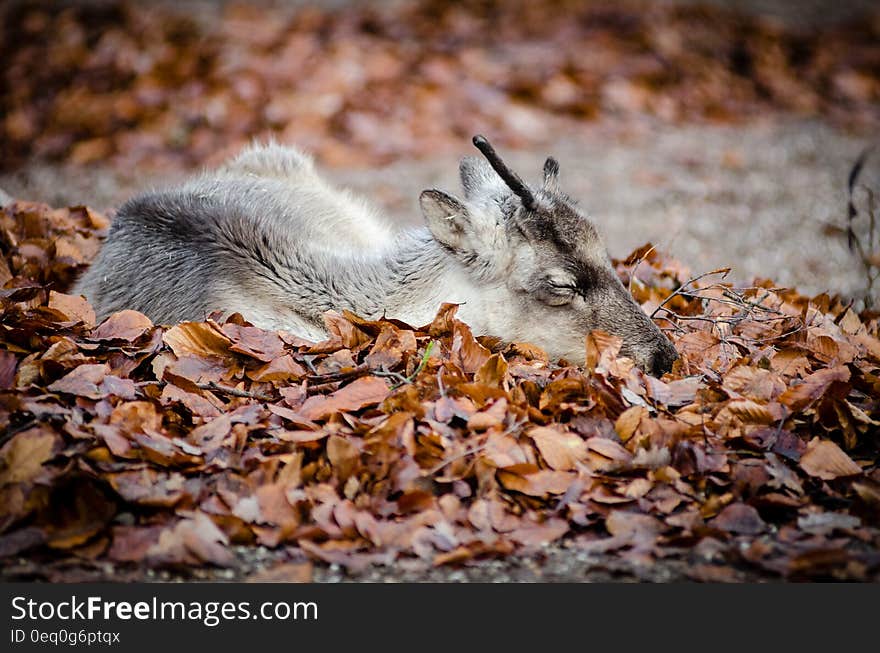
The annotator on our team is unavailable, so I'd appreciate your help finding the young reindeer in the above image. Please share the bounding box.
[75,136,678,375]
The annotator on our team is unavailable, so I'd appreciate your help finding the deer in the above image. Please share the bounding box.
[74,136,678,375]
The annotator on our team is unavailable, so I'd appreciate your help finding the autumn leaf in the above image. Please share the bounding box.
[497,469,576,497]
[475,353,509,389]
[147,512,233,567]
[47,363,109,399]
[799,438,862,480]
[106,469,188,507]
[711,502,767,535]
[508,518,570,546]
[164,321,234,359]
[779,366,851,412]
[364,325,417,370]
[585,329,622,371]
[222,324,286,361]
[615,406,647,441]
[299,376,390,421]
[91,310,153,341]
[47,291,96,327]
[43,478,117,549]
[0,428,57,486]
[529,427,587,471]
[327,435,360,481]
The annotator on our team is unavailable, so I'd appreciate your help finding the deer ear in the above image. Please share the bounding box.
[542,157,559,192]
[419,189,472,250]
[459,156,503,199]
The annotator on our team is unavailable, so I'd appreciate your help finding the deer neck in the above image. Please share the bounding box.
[334,228,488,330]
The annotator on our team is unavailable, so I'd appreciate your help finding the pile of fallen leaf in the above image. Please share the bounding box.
[1,200,879,581]
[2,0,878,171]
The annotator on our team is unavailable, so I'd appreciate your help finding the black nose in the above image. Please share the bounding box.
[650,343,678,376]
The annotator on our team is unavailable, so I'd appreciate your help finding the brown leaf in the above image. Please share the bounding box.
[710,502,766,535]
[47,363,109,399]
[364,325,417,370]
[327,435,360,481]
[497,469,575,497]
[723,366,785,401]
[188,415,233,452]
[585,437,633,471]
[0,527,47,558]
[645,376,702,406]
[475,353,509,388]
[147,513,233,567]
[0,428,57,486]
[247,355,307,382]
[91,310,153,341]
[779,366,850,412]
[799,438,862,480]
[508,517,569,546]
[299,376,390,420]
[47,291,95,327]
[0,350,17,389]
[222,324,286,361]
[42,478,117,549]
[615,405,647,441]
[585,329,622,370]
[481,431,531,468]
[529,427,587,471]
[717,399,778,425]
[451,321,491,374]
[159,383,222,418]
[106,469,188,507]
[164,321,234,359]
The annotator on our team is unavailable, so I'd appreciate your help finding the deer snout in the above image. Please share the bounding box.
[648,337,679,376]
[621,336,678,377]
[606,286,679,376]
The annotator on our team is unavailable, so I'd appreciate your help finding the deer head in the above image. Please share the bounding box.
[419,135,678,375]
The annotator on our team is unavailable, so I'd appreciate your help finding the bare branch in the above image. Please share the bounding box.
[196,382,273,402]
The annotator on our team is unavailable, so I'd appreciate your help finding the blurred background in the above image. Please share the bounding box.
[1,0,878,302]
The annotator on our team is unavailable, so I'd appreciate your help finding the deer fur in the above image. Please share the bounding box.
[74,138,678,374]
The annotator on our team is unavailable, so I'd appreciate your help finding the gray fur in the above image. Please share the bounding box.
[75,140,678,374]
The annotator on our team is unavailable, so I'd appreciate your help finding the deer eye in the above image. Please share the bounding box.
[535,277,578,306]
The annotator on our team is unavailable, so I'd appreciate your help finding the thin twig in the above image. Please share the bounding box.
[650,268,730,320]
[424,417,525,476]
[196,381,273,402]
[304,364,371,385]
[425,443,490,477]
[627,244,655,295]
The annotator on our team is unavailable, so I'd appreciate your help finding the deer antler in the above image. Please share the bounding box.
[472,135,538,211]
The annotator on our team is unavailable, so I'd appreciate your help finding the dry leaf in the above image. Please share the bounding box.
[529,427,587,471]
[300,376,390,421]
[799,438,862,480]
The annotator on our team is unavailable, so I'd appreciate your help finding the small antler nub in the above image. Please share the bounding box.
[472,135,538,211]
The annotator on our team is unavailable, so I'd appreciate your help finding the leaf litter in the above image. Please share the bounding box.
[1,201,879,581]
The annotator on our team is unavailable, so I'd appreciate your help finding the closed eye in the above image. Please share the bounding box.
[548,281,583,296]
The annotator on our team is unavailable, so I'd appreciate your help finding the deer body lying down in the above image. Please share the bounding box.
[75,137,678,375]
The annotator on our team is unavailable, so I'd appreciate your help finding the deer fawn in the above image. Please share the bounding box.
[75,136,678,375]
